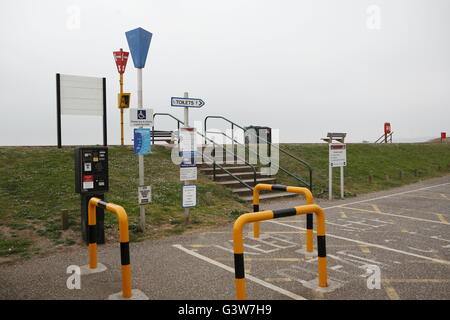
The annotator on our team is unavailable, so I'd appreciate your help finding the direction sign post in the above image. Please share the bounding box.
[329,143,347,200]
[126,27,153,231]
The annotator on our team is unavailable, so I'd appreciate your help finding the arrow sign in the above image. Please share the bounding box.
[125,27,152,68]
[171,97,205,108]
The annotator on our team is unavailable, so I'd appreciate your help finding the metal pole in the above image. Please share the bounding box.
[184,91,190,224]
[340,166,344,199]
[102,77,107,147]
[137,68,145,231]
[120,57,124,146]
[56,73,62,148]
[329,164,332,201]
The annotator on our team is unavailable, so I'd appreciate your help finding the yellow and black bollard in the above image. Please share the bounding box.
[88,198,132,299]
[233,204,328,300]
[252,184,315,253]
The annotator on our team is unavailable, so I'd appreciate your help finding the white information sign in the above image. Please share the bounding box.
[130,108,154,127]
[138,185,152,205]
[182,185,197,208]
[329,143,347,167]
[60,74,103,116]
[180,166,197,181]
[179,127,196,152]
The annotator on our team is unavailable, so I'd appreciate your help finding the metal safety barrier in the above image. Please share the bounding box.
[252,184,315,253]
[233,204,328,300]
[88,198,132,298]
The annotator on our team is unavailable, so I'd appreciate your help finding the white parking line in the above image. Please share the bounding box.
[321,182,450,210]
[267,220,450,266]
[172,244,307,300]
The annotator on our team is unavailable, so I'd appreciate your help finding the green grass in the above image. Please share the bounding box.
[0,143,449,260]
[275,143,450,198]
[0,145,248,259]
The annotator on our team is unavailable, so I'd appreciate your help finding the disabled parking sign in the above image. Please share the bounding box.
[130,108,153,127]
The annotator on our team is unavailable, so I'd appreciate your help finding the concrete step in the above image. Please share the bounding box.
[231,187,273,196]
[207,172,271,182]
[216,177,277,188]
[239,192,299,202]
[200,166,255,174]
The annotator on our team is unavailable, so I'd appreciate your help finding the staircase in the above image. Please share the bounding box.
[198,162,298,201]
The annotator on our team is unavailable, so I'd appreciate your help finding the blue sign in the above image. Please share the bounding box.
[125,27,153,68]
[134,128,152,155]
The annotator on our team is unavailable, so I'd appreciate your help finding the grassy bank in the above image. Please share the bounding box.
[276,143,450,198]
[0,143,449,261]
[0,145,248,261]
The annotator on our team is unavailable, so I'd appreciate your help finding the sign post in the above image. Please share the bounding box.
[329,143,347,200]
[172,92,205,224]
[113,49,130,146]
[126,27,153,231]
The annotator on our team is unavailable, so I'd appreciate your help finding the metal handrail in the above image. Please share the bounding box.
[152,113,183,144]
[152,113,256,190]
[375,132,394,143]
[196,130,258,187]
[204,115,313,190]
[208,129,310,187]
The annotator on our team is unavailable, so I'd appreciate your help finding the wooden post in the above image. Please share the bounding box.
[62,209,69,230]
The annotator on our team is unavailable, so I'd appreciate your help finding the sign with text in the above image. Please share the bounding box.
[182,185,197,208]
[171,97,205,108]
[113,50,129,74]
[130,108,153,127]
[180,165,197,181]
[138,185,151,205]
[134,128,151,155]
[329,143,347,167]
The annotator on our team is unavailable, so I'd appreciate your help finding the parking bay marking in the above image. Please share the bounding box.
[267,220,450,266]
[341,206,449,225]
[172,244,307,300]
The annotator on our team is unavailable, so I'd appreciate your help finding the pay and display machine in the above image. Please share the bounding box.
[75,147,109,244]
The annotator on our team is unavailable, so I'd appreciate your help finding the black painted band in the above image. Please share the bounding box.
[88,225,97,244]
[120,242,130,266]
[317,235,327,257]
[234,253,245,279]
[271,185,287,191]
[273,208,297,219]
[306,214,313,230]
[253,204,259,212]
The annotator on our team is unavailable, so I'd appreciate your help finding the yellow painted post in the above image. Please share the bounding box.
[87,198,98,269]
[106,203,132,299]
[87,198,132,299]
[120,71,124,146]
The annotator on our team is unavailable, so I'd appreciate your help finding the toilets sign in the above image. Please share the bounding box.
[171,97,205,108]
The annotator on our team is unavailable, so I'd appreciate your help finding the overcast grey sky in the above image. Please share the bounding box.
[0,0,449,146]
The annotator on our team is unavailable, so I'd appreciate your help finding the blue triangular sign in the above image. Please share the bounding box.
[125,27,153,68]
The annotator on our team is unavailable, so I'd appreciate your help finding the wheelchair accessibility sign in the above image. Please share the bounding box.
[130,108,153,127]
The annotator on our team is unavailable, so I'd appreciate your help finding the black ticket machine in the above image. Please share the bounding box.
[75,147,109,244]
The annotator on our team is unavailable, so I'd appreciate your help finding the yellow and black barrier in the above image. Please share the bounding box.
[253,184,315,253]
[233,204,328,300]
[88,197,132,299]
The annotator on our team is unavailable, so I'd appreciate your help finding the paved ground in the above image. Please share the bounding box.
[1,175,449,300]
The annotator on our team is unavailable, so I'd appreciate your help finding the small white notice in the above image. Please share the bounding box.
[179,127,196,153]
[182,185,197,208]
[130,108,154,127]
[138,186,152,205]
[180,166,197,181]
[329,143,347,167]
